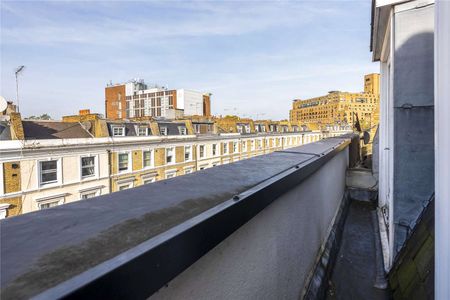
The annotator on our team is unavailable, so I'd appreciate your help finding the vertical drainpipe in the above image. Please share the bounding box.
[194,141,198,171]
[107,149,112,194]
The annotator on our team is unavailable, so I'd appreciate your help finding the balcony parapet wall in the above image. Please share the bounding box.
[0,133,358,299]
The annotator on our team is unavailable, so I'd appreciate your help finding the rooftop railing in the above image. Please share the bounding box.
[0,133,359,299]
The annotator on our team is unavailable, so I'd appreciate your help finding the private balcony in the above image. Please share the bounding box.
[0,134,394,299]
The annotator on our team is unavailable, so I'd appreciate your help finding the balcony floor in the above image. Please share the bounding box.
[326,200,390,300]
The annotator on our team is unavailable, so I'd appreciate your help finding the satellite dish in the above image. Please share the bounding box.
[81,121,92,131]
[0,96,7,113]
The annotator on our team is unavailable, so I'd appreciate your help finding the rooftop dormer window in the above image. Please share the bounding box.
[194,124,201,134]
[178,126,187,135]
[160,126,168,136]
[136,126,149,136]
[112,126,125,137]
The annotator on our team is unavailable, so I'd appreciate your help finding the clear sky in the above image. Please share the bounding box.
[1,0,378,120]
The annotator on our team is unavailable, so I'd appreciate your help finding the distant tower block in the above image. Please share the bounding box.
[364,73,380,95]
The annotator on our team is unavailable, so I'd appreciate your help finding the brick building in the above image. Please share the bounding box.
[289,74,380,130]
[105,79,211,120]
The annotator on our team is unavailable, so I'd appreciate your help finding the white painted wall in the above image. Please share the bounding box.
[17,152,110,213]
[177,89,204,116]
[150,148,348,300]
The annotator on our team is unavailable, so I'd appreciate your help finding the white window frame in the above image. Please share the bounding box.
[166,147,175,165]
[178,126,187,135]
[80,155,98,180]
[194,124,201,134]
[36,194,66,210]
[199,145,205,158]
[212,144,218,156]
[136,126,149,136]
[118,182,133,191]
[112,126,125,137]
[117,152,132,173]
[257,139,262,150]
[241,140,247,152]
[142,174,156,185]
[38,158,61,187]
[184,167,193,175]
[223,142,228,154]
[233,142,238,153]
[165,169,177,179]
[142,149,153,169]
[143,178,155,184]
[160,126,168,136]
[184,146,192,161]
[80,189,101,200]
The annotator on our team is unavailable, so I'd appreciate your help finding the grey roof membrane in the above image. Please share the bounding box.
[22,121,92,139]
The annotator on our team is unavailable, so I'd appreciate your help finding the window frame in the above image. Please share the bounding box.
[223,142,228,154]
[36,195,65,210]
[160,126,168,136]
[199,145,205,158]
[184,146,192,161]
[117,152,131,173]
[136,126,149,136]
[142,149,153,169]
[241,140,247,152]
[38,159,61,187]
[80,155,97,180]
[118,182,133,191]
[194,124,201,134]
[178,126,187,135]
[142,175,156,185]
[165,169,177,179]
[112,126,125,137]
[166,147,175,165]
[80,190,100,200]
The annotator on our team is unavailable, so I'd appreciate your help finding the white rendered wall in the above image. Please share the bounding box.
[150,148,348,300]
[178,89,203,116]
[18,152,110,213]
[435,1,450,298]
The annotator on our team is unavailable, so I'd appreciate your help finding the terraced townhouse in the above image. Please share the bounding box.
[0,109,347,218]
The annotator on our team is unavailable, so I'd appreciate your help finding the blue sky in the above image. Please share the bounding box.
[1,1,378,120]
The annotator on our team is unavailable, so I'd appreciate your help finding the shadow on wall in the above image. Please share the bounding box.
[392,31,434,255]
